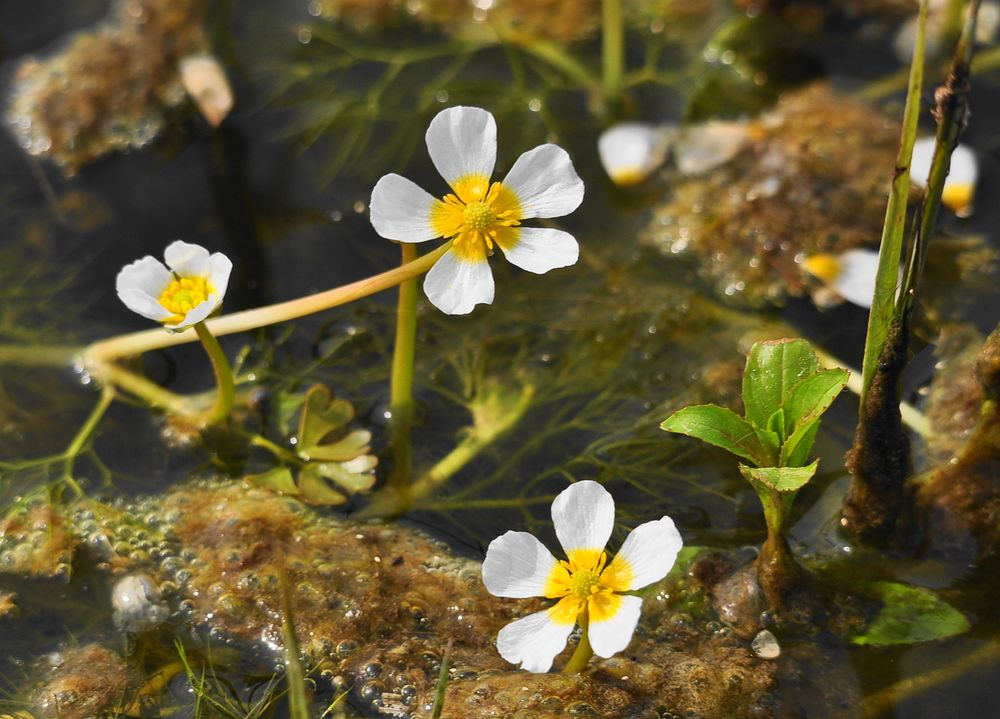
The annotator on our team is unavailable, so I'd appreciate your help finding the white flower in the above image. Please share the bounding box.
[598,122,674,187]
[116,240,232,330]
[482,480,683,673]
[910,137,978,217]
[369,106,585,315]
[802,248,880,308]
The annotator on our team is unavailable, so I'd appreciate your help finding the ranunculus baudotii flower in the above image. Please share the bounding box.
[910,137,978,217]
[482,480,683,673]
[369,106,585,315]
[802,248,880,309]
[116,240,232,331]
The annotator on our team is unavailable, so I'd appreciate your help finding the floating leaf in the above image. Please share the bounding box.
[742,339,819,433]
[661,404,774,466]
[298,384,355,450]
[304,429,373,462]
[246,467,300,495]
[739,461,818,493]
[852,582,970,646]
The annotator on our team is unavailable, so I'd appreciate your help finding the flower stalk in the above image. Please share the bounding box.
[389,242,419,489]
[602,0,625,105]
[194,320,234,425]
[562,612,594,674]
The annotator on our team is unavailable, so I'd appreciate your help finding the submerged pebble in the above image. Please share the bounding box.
[111,573,170,633]
[751,629,781,659]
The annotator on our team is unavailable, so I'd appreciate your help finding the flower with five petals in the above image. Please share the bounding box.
[116,240,232,331]
[369,106,585,315]
[482,480,683,673]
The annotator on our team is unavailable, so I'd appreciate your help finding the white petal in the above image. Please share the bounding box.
[499,227,578,275]
[587,594,642,658]
[116,255,172,297]
[422,249,494,315]
[496,607,575,673]
[207,253,233,302]
[117,288,173,322]
[164,297,220,330]
[482,531,559,598]
[604,516,683,591]
[502,144,584,219]
[910,137,936,189]
[426,106,496,188]
[831,248,880,309]
[598,122,674,187]
[164,240,211,277]
[369,174,441,243]
[675,121,748,176]
[179,54,234,128]
[551,480,615,555]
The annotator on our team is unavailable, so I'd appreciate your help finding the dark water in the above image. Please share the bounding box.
[1,0,1000,716]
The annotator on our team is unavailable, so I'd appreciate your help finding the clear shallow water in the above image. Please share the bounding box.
[1,1,1000,716]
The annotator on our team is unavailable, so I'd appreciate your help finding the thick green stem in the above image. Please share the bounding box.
[83,241,452,365]
[389,243,419,489]
[563,612,593,674]
[602,0,624,105]
[194,321,234,425]
[99,363,193,415]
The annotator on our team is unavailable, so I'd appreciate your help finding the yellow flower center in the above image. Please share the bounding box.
[462,201,496,231]
[429,173,523,262]
[542,548,635,625]
[158,276,214,322]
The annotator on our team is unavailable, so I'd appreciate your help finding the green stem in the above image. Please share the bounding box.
[602,0,624,105]
[61,385,116,490]
[251,435,300,463]
[562,612,593,674]
[99,363,193,415]
[83,240,452,365]
[194,321,234,425]
[389,243,419,489]
[500,30,601,95]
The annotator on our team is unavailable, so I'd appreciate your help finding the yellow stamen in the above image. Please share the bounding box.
[158,276,214,324]
[429,173,524,263]
[942,183,973,215]
[542,547,633,625]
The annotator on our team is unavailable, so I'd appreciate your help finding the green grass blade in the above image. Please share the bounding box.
[859,0,927,403]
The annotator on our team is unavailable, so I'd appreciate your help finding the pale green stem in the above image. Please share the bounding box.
[251,434,300,463]
[563,612,593,674]
[860,638,1000,718]
[389,243,419,489]
[83,241,452,365]
[602,0,624,104]
[61,385,116,491]
[98,363,193,415]
[500,30,600,95]
[0,344,82,366]
[194,321,234,425]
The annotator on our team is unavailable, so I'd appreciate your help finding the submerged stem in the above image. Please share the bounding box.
[389,243,419,489]
[61,385,116,490]
[602,0,624,105]
[563,612,594,674]
[194,321,235,425]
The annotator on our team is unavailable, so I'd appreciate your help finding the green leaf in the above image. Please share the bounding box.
[315,455,378,493]
[742,339,819,431]
[766,408,786,440]
[298,464,348,506]
[852,581,970,646]
[739,461,818,492]
[661,404,774,466]
[298,385,354,450]
[303,429,372,462]
[781,420,821,468]
[784,368,849,432]
[245,467,300,495]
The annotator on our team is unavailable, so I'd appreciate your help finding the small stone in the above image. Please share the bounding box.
[751,629,780,660]
[111,574,170,633]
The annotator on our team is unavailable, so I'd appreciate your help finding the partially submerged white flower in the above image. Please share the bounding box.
[482,480,683,673]
[179,54,234,128]
[802,248,880,308]
[116,240,232,330]
[910,137,978,217]
[369,106,584,315]
[598,122,675,187]
[674,120,749,176]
